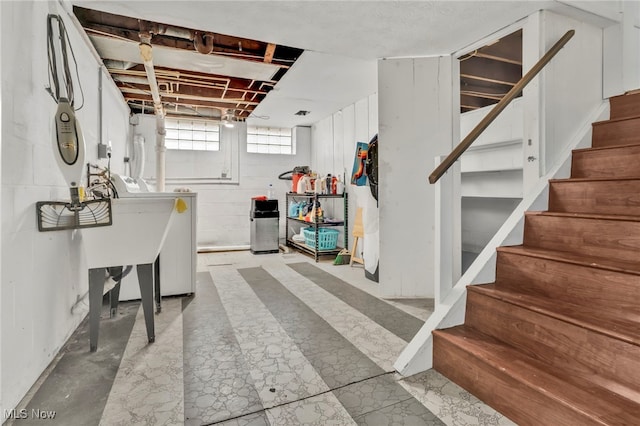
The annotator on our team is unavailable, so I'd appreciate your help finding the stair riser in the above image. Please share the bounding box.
[495,251,640,313]
[549,180,640,215]
[466,290,640,391]
[571,145,640,178]
[610,92,640,120]
[433,333,603,426]
[592,117,640,148]
[524,214,640,263]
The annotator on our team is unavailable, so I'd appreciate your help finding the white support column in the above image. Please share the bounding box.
[378,55,455,298]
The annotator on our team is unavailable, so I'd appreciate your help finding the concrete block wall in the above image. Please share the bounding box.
[135,115,312,247]
[1,1,130,415]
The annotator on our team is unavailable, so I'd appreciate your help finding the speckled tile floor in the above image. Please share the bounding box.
[11,251,515,426]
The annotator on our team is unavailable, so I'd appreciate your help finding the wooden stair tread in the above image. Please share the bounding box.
[549,176,640,183]
[497,245,640,276]
[434,326,640,423]
[527,210,640,223]
[468,284,640,346]
[573,142,640,154]
[593,114,640,126]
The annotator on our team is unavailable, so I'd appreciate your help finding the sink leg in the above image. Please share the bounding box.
[108,266,123,318]
[89,267,106,352]
[154,255,162,314]
[137,263,156,344]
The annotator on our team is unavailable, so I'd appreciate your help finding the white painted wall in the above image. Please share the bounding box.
[1,0,130,414]
[540,10,604,173]
[378,56,455,298]
[601,1,639,97]
[459,99,524,199]
[135,115,312,246]
[0,2,3,418]
[310,94,378,260]
[461,197,521,254]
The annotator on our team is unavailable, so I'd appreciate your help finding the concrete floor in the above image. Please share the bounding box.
[8,250,514,425]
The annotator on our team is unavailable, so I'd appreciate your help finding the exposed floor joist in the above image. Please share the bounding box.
[74,6,303,119]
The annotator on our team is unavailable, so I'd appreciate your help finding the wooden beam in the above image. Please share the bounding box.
[474,52,522,66]
[460,56,522,86]
[460,78,514,93]
[430,29,575,184]
[478,29,522,64]
[460,95,500,109]
[264,43,276,63]
[461,74,517,87]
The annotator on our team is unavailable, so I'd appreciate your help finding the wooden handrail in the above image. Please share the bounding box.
[429,29,575,184]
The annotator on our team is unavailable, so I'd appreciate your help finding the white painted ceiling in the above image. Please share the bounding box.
[72,0,618,128]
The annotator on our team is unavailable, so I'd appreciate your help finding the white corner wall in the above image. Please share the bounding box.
[603,1,639,97]
[540,10,604,172]
[135,115,311,247]
[310,94,378,257]
[378,56,455,298]
[1,1,130,414]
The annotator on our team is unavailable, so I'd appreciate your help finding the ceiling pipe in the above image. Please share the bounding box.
[132,102,222,119]
[193,31,215,55]
[143,20,215,56]
[138,32,166,191]
[155,23,193,41]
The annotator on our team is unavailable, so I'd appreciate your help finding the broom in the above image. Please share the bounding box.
[333,248,351,265]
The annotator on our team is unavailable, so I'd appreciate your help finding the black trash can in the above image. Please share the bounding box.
[250,199,279,254]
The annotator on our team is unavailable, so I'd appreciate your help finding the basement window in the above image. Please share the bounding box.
[247,126,294,155]
[165,118,220,151]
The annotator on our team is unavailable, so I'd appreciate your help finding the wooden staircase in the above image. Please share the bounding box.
[433,91,640,425]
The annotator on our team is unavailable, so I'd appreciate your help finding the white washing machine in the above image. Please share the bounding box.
[112,175,197,300]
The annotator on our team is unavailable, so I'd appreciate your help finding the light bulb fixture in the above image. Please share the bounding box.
[221,109,237,128]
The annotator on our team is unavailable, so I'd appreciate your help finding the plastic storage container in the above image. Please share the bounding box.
[302,227,339,250]
[288,201,300,218]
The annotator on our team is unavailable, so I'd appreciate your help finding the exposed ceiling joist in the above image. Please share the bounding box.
[73,5,303,120]
[264,43,276,63]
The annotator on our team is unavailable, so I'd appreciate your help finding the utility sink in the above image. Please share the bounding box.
[80,197,176,352]
[81,197,176,268]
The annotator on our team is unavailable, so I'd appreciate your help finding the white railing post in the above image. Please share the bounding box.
[434,156,461,306]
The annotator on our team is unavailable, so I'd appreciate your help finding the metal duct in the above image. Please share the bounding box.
[155,23,193,41]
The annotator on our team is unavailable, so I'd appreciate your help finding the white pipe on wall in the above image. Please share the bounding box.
[139,41,166,191]
[155,115,166,192]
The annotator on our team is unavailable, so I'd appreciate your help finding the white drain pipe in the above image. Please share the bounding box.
[139,41,166,192]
